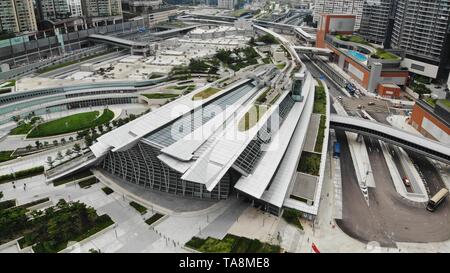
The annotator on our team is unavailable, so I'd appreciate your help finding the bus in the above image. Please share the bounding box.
[333,142,341,158]
[426,188,449,212]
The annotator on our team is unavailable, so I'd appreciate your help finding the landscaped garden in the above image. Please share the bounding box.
[335,34,370,46]
[185,234,281,253]
[11,200,114,253]
[142,93,180,99]
[297,151,321,176]
[215,47,259,71]
[312,80,327,153]
[313,81,326,115]
[10,116,43,135]
[192,87,221,100]
[371,48,400,60]
[282,208,304,230]
[27,109,114,138]
[314,115,326,153]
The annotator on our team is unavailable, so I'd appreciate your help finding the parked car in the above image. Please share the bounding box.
[403,177,411,187]
[368,101,375,106]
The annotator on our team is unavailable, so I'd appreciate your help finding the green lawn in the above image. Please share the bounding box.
[314,115,327,153]
[143,93,179,99]
[438,99,450,109]
[335,34,370,46]
[10,123,33,135]
[0,151,17,163]
[27,109,114,138]
[186,234,281,253]
[371,49,400,60]
[276,63,286,70]
[192,87,221,100]
[238,105,269,131]
[313,81,326,115]
[1,80,16,88]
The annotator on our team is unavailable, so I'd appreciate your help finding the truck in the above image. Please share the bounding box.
[333,142,341,158]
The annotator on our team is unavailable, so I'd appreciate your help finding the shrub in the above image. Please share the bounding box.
[282,208,304,230]
[0,166,44,184]
[101,187,114,195]
[129,201,147,214]
[145,213,164,225]
[78,177,98,188]
[0,199,16,210]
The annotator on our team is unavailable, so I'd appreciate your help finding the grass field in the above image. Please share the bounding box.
[0,151,17,163]
[143,93,179,99]
[238,105,268,131]
[27,109,114,138]
[10,123,33,135]
[192,87,221,100]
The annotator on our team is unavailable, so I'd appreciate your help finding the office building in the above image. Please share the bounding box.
[0,0,38,33]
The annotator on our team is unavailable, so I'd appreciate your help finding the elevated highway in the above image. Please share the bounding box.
[330,114,450,164]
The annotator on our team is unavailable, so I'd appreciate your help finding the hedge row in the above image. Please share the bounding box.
[0,166,44,184]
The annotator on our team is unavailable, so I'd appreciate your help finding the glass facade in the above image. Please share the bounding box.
[101,142,231,200]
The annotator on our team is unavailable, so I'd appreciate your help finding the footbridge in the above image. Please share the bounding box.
[330,114,450,164]
[88,34,153,55]
[292,46,332,56]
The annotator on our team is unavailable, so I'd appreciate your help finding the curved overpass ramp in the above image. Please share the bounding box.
[330,114,450,165]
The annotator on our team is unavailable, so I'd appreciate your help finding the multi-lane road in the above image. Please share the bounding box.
[301,52,450,246]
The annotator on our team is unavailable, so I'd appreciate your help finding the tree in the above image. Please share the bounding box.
[53,140,58,146]
[43,141,49,147]
[60,138,66,145]
[35,140,41,149]
[73,143,81,155]
[56,151,64,161]
[46,156,55,168]
[65,149,73,158]
[11,116,20,123]
[97,124,104,133]
[68,137,74,142]
[84,135,93,147]
[303,14,313,25]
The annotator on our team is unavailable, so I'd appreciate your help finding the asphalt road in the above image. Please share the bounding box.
[336,129,450,246]
[367,111,445,197]
[300,52,450,245]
